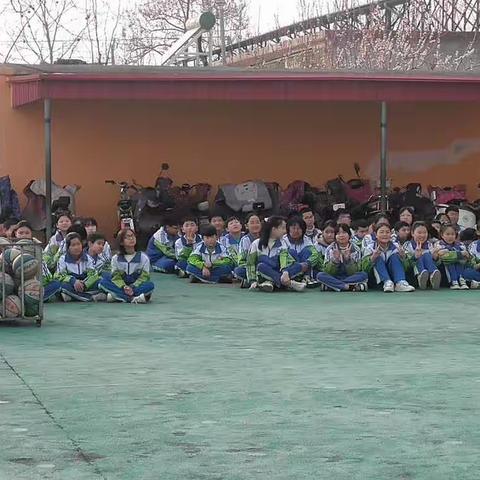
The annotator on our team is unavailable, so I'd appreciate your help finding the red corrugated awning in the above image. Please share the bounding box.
[7,68,480,107]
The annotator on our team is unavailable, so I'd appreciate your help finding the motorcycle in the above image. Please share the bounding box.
[105,180,138,232]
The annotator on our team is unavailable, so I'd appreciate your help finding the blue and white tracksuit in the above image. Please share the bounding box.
[403,240,440,276]
[55,252,101,301]
[99,252,154,302]
[362,241,407,285]
[234,233,258,281]
[220,233,243,260]
[305,228,321,243]
[437,240,480,283]
[175,235,203,272]
[147,227,180,273]
[186,242,234,283]
[42,261,62,301]
[316,242,367,291]
[246,238,303,288]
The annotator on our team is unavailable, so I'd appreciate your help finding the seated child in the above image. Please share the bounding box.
[246,216,306,293]
[87,233,111,275]
[446,205,463,231]
[403,221,441,290]
[234,213,262,286]
[467,229,480,288]
[83,217,112,260]
[437,224,476,289]
[187,225,234,284]
[316,223,368,292]
[174,217,202,277]
[220,216,243,259]
[398,206,414,226]
[300,207,321,242]
[362,223,415,293]
[351,219,369,249]
[314,220,336,257]
[210,214,226,238]
[2,217,20,240]
[44,224,87,272]
[283,216,319,284]
[147,218,180,273]
[393,221,411,245]
[362,214,390,250]
[99,229,154,303]
[55,233,102,302]
[47,211,73,247]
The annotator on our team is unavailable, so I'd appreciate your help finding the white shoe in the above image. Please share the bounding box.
[91,293,107,302]
[383,280,394,293]
[430,270,441,290]
[450,281,461,290]
[395,281,415,292]
[459,278,469,290]
[280,271,290,286]
[417,270,429,290]
[131,293,147,304]
[470,280,480,290]
[353,282,368,292]
[289,280,306,292]
[177,269,188,278]
[258,281,274,292]
[107,293,115,303]
[61,293,72,302]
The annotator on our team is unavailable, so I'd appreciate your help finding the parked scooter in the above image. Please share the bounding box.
[105,180,138,232]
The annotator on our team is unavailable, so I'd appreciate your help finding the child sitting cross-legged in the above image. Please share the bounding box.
[186,225,234,283]
[362,223,415,293]
[147,218,180,274]
[316,223,368,292]
[86,233,111,276]
[55,232,102,302]
[403,221,442,290]
[234,213,262,287]
[99,229,154,303]
[247,216,306,293]
[174,217,202,278]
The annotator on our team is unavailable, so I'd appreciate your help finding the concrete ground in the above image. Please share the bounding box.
[1,275,480,480]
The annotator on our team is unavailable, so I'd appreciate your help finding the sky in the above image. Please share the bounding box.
[248,0,299,32]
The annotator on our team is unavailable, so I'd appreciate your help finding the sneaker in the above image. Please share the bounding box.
[417,270,429,290]
[131,293,147,304]
[280,271,290,286]
[353,282,368,292]
[240,279,249,289]
[383,280,394,293]
[395,281,415,292]
[289,280,306,292]
[248,281,259,291]
[61,293,72,302]
[91,293,107,303]
[459,278,469,290]
[107,293,115,303]
[305,277,320,289]
[177,269,188,278]
[450,281,461,290]
[189,275,199,283]
[258,281,274,292]
[470,280,480,290]
[430,270,441,290]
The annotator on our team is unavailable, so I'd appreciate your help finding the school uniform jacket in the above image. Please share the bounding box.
[246,238,294,283]
[323,242,364,277]
[148,227,179,260]
[402,240,437,270]
[468,240,480,264]
[187,242,234,270]
[361,240,402,272]
[437,240,468,265]
[235,233,256,267]
[110,252,151,288]
[220,233,243,260]
[55,252,99,289]
[282,234,319,267]
[305,228,321,243]
[174,235,202,263]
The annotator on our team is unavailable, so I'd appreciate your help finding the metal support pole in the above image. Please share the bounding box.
[380,101,388,213]
[44,99,53,240]
[218,0,227,65]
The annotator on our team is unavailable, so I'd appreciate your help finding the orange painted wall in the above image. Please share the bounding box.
[1,75,480,239]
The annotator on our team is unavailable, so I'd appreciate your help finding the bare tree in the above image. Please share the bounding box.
[4,0,85,64]
[84,0,123,64]
[122,0,250,65]
[257,0,477,72]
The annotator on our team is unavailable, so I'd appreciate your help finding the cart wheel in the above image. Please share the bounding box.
[36,319,42,328]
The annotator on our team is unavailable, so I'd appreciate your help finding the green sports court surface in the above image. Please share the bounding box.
[1,275,479,480]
